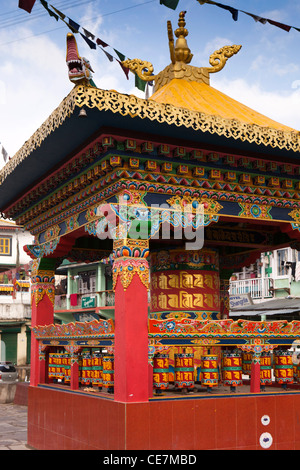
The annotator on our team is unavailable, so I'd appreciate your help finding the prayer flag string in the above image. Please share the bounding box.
[197,0,299,33]
[38,1,144,87]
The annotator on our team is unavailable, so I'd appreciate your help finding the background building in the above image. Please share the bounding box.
[0,219,34,373]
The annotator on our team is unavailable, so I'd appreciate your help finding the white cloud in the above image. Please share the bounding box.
[213,77,300,131]
[0,28,72,161]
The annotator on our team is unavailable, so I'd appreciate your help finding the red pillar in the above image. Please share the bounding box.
[70,351,80,390]
[30,260,55,387]
[113,248,150,403]
[250,352,261,393]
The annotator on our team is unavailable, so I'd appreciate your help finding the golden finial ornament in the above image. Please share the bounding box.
[168,11,193,64]
[122,11,241,92]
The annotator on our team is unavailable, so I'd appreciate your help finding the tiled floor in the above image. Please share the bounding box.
[0,403,32,450]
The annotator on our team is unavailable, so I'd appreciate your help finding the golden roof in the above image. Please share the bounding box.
[1,11,300,188]
[124,10,298,134]
[150,79,296,132]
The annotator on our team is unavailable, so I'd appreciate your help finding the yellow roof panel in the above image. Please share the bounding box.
[150,78,296,132]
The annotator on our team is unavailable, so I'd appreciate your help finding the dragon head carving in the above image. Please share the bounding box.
[66,33,95,86]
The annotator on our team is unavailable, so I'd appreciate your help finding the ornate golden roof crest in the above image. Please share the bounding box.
[122,11,241,92]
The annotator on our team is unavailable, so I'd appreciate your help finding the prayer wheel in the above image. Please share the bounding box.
[174,353,194,389]
[92,352,103,388]
[80,351,93,385]
[200,354,219,388]
[153,354,169,391]
[242,352,252,375]
[260,352,272,386]
[150,248,220,321]
[62,352,71,385]
[274,350,293,385]
[102,354,114,392]
[48,352,56,380]
[293,363,298,382]
[293,353,300,383]
[222,351,242,387]
[48,351,64,381]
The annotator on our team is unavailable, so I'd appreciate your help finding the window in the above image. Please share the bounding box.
[78,271,96,294]
[276,249,289,276]
[0,237,11,256]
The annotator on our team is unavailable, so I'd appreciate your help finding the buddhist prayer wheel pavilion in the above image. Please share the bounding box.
[2,11,300,450]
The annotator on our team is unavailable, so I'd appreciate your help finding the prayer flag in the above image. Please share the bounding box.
[135,73,146,92]
[50,4,66,20]
[2,146,8,162]
[40,0,59,20]
[80,33,97,49]
[241,12,267,24]
[117,60,130,79]
[83,28,95,40]
[68,18,80,33]
[159,0,179,10]
[213,2,238,21]
[96,38,109,48]
[267,19,291,32]
[18,0,36,13]
[114,49,126,62]
[103,50,114,62]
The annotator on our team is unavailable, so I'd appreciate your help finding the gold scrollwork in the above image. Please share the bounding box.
[113,257,149,291]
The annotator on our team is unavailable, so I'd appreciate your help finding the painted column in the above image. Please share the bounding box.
[112,238,150,403]
[38,347,47,384]
[97,263,105,307]
[30,258,56,387]
[67,268,72,310]
[70,347,80,391]
[250,350,261,393]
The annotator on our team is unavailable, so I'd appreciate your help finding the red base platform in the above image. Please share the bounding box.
[27,385,300,450]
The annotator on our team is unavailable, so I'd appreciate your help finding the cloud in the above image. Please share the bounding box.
[213,77,300,131]
[0,27,72,161]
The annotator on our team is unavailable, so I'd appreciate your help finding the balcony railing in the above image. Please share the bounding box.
[54,291,115,310]
[229,277,273,300]
[54,289,152,311]
[98,290,115,307]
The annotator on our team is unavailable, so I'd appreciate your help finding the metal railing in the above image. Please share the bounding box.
[229,277,273,299]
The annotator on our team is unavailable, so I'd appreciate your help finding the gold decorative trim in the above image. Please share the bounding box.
[113,257,149,291]
[76,86,300,152]
[1,83,299,189]
[123,12,241,90]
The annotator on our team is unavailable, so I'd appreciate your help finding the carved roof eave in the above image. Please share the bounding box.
[1,84,300,187]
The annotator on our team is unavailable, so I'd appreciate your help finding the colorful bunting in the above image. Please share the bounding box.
[198,0,299,33]
[37,0,151,91]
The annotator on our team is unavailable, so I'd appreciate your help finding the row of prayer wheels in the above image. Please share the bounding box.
[153,352,221,392]
[48,350,114,392]
[242,349,295,386]
[153,349,295,393]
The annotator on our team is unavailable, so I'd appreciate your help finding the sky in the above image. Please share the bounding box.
[1,0,300,167]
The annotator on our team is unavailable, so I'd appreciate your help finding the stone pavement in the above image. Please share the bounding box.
[0,403,33,450]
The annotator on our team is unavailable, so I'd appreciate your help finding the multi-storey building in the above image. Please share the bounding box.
[0,219,34,367]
